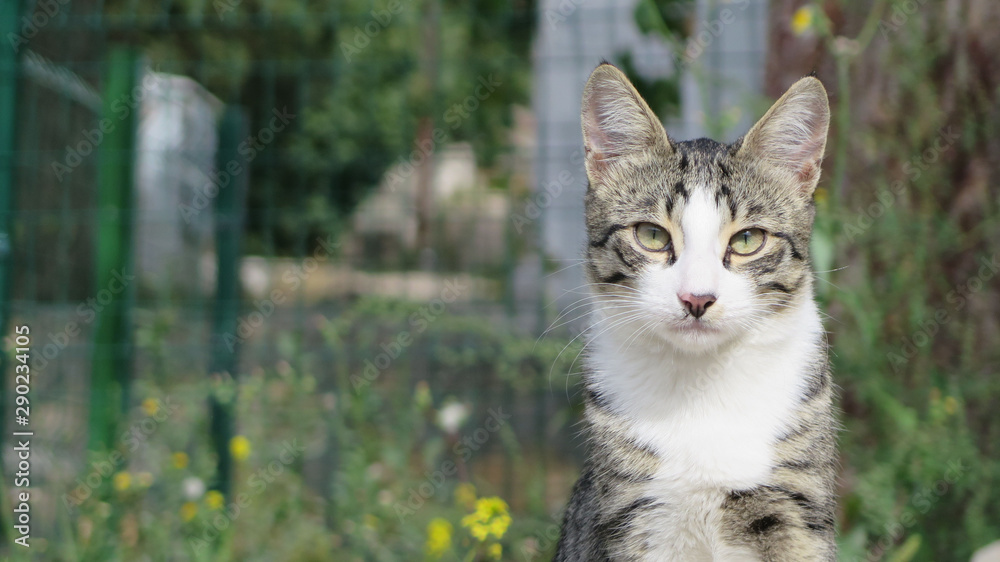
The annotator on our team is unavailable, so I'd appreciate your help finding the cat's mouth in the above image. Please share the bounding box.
[673,318,721,333]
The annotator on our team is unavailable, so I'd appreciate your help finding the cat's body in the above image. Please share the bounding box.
[554,64,837,561]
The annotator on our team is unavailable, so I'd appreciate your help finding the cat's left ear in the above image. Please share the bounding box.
[738,77,830,196]
[581,63,673,181]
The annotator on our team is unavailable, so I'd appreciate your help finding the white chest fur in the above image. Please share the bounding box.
[586,301,823,559]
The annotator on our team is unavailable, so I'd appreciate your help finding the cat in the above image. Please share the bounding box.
[553,63,838,561]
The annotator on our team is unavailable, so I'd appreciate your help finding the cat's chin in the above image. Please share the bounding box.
[658,320,736,354]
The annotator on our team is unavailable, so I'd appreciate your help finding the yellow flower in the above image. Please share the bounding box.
[454,482,477,509]
[141,398,159,417]
[113,472,131,492]
[136,471,154,488]
[461,497,512,542]
[488,517,509,538]
[943,396,958,416]
[172,451,189,470]
[791,6,814,36]
[814,187,829,206]
[487,543,503,560]
[205,490,225,510]
[230,435,251,461]
[180,501,198,522]
[467,520,490,541]
[425,518,453,558]
[363,513,380,530]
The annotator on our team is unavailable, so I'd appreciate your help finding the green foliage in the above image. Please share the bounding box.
[633,0,694,38]
[54,297,580,560]
[613,0,694,121]
[101,0,535,255]
[318,299,581,559]
[802,3,1000,559]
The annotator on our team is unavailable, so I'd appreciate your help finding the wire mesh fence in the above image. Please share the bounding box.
[1,0,586,556]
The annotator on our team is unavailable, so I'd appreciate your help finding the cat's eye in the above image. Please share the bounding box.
[634,223,671,252]
[729,228,767,256]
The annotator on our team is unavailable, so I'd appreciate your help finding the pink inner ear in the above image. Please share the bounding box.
[791,135,825,181]
[765,104,828,190]
[796,162,820,195]
[797,161,817,182]
[584,144,604,165]
[742,80,830,192]
[583,114,606,161]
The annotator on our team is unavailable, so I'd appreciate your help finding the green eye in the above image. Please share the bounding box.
[634,223,671,252]
[729,228,767,255]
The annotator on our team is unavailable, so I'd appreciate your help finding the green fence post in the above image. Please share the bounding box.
[209,106,250,500]
[88,47,140,452]
[0,0,23,460]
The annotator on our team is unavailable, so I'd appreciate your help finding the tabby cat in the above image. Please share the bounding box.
[554,64,838,561]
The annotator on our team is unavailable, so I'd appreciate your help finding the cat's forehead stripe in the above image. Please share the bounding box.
[672,181,689,202]
[714,183,738,222]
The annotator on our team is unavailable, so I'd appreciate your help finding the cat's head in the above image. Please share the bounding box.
[580,63,829,354]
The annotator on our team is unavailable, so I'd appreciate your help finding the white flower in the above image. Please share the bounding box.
[182,477,205,501]
[366,462,386,480]
[436,401,471,435]
[377,489,394,506]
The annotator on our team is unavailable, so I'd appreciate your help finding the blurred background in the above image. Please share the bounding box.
[0,0,998,560]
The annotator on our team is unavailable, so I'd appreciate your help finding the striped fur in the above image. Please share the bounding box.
[555,64,837,561]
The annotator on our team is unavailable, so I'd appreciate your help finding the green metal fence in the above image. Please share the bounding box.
[0,0,565,554]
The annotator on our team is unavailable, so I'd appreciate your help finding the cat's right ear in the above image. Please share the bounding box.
[581,63,672,181]
[738,77,830,196]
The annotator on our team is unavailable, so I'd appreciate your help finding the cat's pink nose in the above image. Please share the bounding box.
[679,293,716,319]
